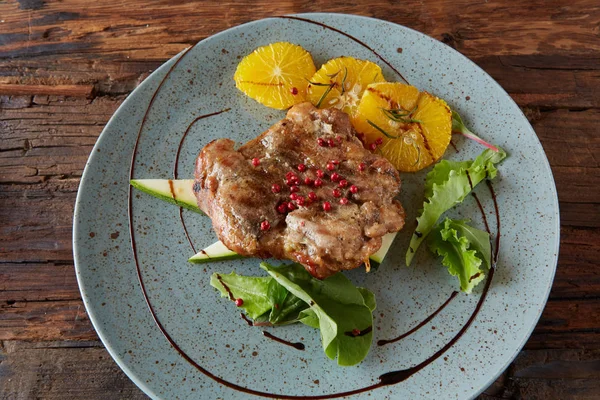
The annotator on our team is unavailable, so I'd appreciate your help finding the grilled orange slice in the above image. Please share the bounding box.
[307,57,385,121]
[234,42,316,110]
[354,82,452,172]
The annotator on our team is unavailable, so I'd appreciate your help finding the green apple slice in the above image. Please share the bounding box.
[130,179,202,213]
[189,232,398,266]
[130,179,398,267]
[369,232,397,268]
[188,241,242,263]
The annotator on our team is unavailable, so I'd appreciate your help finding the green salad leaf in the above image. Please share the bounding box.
[210,272,273,319]
[261,263,375,366]
[406,147,507,266]
[210,271,309,324]
[210,263,376,366]
[428,218,491,293]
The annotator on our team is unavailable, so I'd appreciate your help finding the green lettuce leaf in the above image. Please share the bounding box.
[211,265,377,366]
[210,271,310,324]
[406,147,507,266]
[261,263,375,366]
[297,288,376,330]
[428,218,490,293]
[210,272,274,319]
[443,218,492,270]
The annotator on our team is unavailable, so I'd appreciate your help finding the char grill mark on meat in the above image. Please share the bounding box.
[195,102,405,279]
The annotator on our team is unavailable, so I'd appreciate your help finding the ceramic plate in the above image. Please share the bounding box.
[73,13,559,400]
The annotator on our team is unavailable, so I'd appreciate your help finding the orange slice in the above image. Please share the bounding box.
[234,42,316,110]
[307,57,385,121]
[354,82,452,172]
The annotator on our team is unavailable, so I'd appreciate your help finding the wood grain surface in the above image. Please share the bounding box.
[1,0,599,399]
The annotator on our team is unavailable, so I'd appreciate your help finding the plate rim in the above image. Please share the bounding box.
[73,12,561,400]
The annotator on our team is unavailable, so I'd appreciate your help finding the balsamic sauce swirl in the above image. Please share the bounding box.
[263,331,306,350]
[172,108,231,253]
[378,291,458,346]
[127,17,502,399]
[279,16,410,84]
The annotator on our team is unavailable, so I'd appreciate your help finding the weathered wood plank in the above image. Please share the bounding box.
[479,350,600,400]
[525,331,600,352]
[0,299,96,341]
[0,1,597,58]
[0,1,598,397]
[476,56,600,109]
[0,1,598,108]
[534,299,600,337]
[0,263,80,302]
[0,83,94,97]
[0,189,78,262]
[0,340,148,400]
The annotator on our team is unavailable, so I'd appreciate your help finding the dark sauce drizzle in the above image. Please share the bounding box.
[241,313,253,326]
[173,108,230,253]
[466,169,474,190]
[128,21,502,399]
[278,16,409,85]
[471,192,491,234]
[449,139,459,153]
[466,169,492,234]
[378,291,458,346]
[378,266,496,385]
[487,180,501,262]
[263,331,306,351]
[215,274,235,300]
[345,326,373,337]
[166,178,197,253]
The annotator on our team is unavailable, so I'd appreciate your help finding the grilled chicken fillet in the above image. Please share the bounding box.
[194,102,405,279]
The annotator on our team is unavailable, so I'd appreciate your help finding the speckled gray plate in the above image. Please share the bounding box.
[73,13,559,400]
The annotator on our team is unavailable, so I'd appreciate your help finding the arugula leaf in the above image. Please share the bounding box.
[260,263,375,366]
[428,218,490,293]
[406,147,507,266]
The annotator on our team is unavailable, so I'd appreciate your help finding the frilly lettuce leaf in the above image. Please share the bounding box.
[428,218,491,293]
[406,147,506,266]
[211,263,376,366]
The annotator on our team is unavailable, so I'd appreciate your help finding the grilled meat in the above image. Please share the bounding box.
[194,102,405,279]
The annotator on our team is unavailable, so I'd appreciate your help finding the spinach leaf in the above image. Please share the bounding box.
[261,263,375,366]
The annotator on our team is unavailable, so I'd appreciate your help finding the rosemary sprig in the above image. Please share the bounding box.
[340,67,348,95]
[316,82,335,108]
[367,120,401,139]
[306,79,332,87]
[381,105,422,124]
[386,105,415,117]
[368,119,422,165]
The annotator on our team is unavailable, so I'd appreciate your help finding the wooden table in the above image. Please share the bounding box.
[1,1,598,398]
